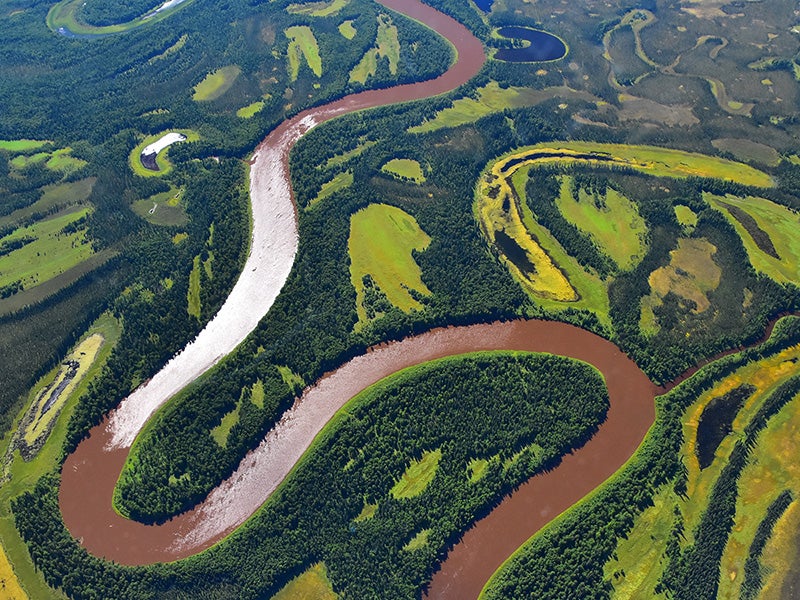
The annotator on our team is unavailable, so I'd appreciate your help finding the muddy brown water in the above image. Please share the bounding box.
[60,2,658,596]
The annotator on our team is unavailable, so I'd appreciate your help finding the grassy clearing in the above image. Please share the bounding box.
[555,175,646,271]
[0,140,50,153]
[131,187,187,226]
[648,238,721,313]
[22,333,104,446]
[193,65,241,101]
[354,501,378,521]
[348,203,431,327]
[286,26,322,81]
[323,140,376,169]
[349,14,399,83]
[339,19,356,39]
[717,390,800,598]
[498,142,773,188]
[674,205,698,231]
[0,178,95,230]
[272,563,338,600]
[287,0,349,17]
[45,148,87,173]
[128,129,199,177]
[250,379,265,408]
[0,207,94,290]
[0,313,119,600]
[390,449,442,499]
[403,529,431,551]
[148,34,188,64]
[9,152,49,170]
[236,101,265,119]
[760,501,800,599]
[381,159,425,183]
[468,458,491,483]
[0,543,27,599]
[706,194,800,285]
[604,344,800,597]
[187,255,201,319]
[210,392,244,447]
[308,171,353,209]
[408,81,596,134]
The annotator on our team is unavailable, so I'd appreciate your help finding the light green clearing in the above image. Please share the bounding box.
[9,152,49,169]
[706,193,800,285]
[46,148,87,172]
[0,140,50,153]
[0,543,27,599]
[250,379,265,409]
[509,167,611,325]
[193,65,241,101]
[47,0,197,35]
[390,449,442,499]
[503,443,544,471]
[0,178,95,230]
[23,333,104,445]
[339,19,356,39]
[409,81,597,134]
[131,187,187,226]
[349,14,399,83]
[286,26,322,81]
[502,141,773,188]
[172,232,188,245]
[468,458,490,483]
[0,207,93,290]
[187,255,201,319]
[210,391,244,447]
[149,34,188,64]
[309,171,353,209]
[403,529,431,551]
[556,175,646,271]
[674,204,698,230]
[323,140,376,169]
[128,129,199,177]
[381,159,426,183]
[0,312,119,600]
[272,563,338,600]
[354,501,378,521]
[287,0,349,17]
[348,203,431,327]
[236,101,265,119]
[277,366,304,392]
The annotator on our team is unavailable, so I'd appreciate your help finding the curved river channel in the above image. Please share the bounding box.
[60,2,658,598]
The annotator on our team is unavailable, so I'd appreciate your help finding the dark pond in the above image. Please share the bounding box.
[696,383,754,469]
[494,229,537,277]
[473,0,494,12]
[495,26,567,62]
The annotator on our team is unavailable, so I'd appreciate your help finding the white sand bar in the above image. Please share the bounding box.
[140,132,187,158]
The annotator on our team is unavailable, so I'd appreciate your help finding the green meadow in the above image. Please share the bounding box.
[286,26,322,81]
[349,14,399,84]
[272,563,338,600]
[390,449,442,499]
[308,171,353,209]
[236,101,265,119]
[193,66,242,101]
[381,158,425,183]
[287,0,349,17]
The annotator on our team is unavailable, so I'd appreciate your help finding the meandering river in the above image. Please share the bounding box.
[61,2,658,598]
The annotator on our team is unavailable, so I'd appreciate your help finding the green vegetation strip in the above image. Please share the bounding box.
[193,66,241,102]
[0,140,50,153]
[381,159,426,183]
[286,26,322,81]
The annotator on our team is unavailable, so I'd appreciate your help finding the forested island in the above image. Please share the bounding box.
[1,0,800,598]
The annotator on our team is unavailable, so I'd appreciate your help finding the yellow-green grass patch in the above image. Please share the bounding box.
[349,14,399,83]
[711,138,781,167]
[22,333,104,446]
[287,0,349,17]
[0,178,95,230]
[323,140,376,169]
[308,171,353,209]
[0,207,94,290]
[277,366,304,392]
[187,254,201,319]
[272,563,338,600]
[717,389,800,598]
[0,313,119,600]
[381,159,425,183]
[149,34,188,64]
[348,203,431,327]
[250,379,265,408]
[468,458,490,483]
[403,529,431,551]
[0,139,50,153]
[131,187,187,226]
[286,26,322,81]
[172,232,188,244]
[0,543,27,599]
[705,193,800,285]
[674,204,698,230]
[128,129,199,177]
[339,19,356,39]
[236,101,265,119]
[555,175,646,271]
[760,500,800,599]
[9,152,49,170]
[605,484,673,599]
[647,238,721,314]
[409,81,597,134]
[390,449,442,499]
[193,65,242,101]
[496,142,773,188]
[45,148,87,173]
[354,501,378,521]
[210,391,244,447]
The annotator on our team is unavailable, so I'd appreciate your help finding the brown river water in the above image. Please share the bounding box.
[60,2,659,598]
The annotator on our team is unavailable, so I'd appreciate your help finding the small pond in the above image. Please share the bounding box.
[494,26,567,62]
